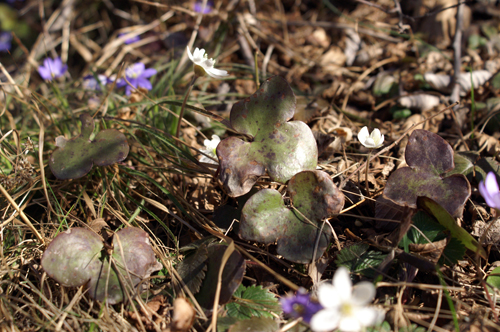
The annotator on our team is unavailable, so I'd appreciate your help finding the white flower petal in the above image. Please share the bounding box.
[317,283,342,308]
[358,126,384,149]
[206,67,228,79]
[355,307,384,327]
[187,46,195,62]
[333,267,353,302]
[338,315,362,332]
[204,135,221,150]
[186,46,228,79]
[351,282,376,306]
[357,126,369,142]
[310,308,341,332]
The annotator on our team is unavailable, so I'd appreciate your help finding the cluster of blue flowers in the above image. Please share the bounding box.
[36,56,157,95]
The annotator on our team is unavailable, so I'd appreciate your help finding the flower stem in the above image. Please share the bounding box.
[175,75,197,140]
[365,150,372,198]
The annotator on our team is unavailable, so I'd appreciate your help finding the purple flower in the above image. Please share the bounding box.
[0,32,12,52]
[116,62,157,95]
[83,74,109,90]
[280,290,323,324]
[194,0,213,14]
[38,57,67,81]
[118,33,141,45]
[479,172,500,209]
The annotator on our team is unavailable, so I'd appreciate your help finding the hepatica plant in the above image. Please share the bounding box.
[49,113,129,180]
[41,227,162,304]
[239,170,345,263]
[382,129,470,218]
[217,76,318,197]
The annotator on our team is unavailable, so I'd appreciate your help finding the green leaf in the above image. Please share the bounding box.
[439,236,466,266]
[403,211,446,246]
[195,244,246,309]
[225,285,281,319]
[417,197,487,259]
[239,170,345,263]
[383,130,471,218]
[176,243,208,295]
[335,243,387,277]
[41,227,162,305]
[392,108,412,120]
[485,266,500,303]
[367,321,392,332]
[217,317,240,332]
[399,324,427,332]
[217,76,318,197]
[49,114,129,180]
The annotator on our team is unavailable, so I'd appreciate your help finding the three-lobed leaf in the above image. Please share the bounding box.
[217,76,318,197]
[41,227,162,304]
[49,113,129,180]
[239,170,344,263]
[383,129,470,218]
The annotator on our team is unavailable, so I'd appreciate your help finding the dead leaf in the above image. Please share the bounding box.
[170,298,195,332]
[399,94,441,111]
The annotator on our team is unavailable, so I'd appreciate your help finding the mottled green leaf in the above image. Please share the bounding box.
[49,113,129,180]
[239,170,344,263]
[383,129,470,218]
[217,76,317,197]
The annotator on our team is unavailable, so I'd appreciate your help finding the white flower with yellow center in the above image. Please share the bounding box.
[187,47,228,79]
[310,267,384,332]
[199,135,221,164]
[357,126,384,149]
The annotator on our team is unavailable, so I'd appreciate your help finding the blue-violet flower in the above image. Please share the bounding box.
[83,74,109,91]
[118,33,141,45]
[38,57,67,81]
[116,62,157,96]
[193,0,213,14]
[0,32,12,52]
[479,172,500,210]
[280,289,323,324]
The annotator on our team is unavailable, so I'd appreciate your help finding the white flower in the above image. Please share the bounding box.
[186,47,228,79]
[310,267,384,332]
[357,126,384,149]
[199,135,221,164]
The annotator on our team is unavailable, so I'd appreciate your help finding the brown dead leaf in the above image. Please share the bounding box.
[477,133,500,155]
[234,79,257,96]
[88,218,108,235]
[125,295,168,331]
[409,238,447,264]
[306,28,330,49]
[170,297,195,332]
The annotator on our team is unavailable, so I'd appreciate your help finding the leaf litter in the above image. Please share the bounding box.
[3,0,500,331]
